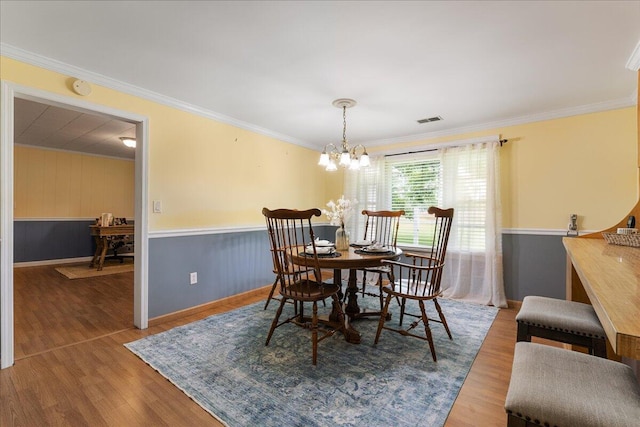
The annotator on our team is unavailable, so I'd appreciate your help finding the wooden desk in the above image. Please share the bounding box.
[564,237,640,359]
[89,225,134,271]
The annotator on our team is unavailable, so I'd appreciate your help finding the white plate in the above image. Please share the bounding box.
[363,246,389,253]
[315,240,334,247]
[305,246,334,255]
[353,240,372,246]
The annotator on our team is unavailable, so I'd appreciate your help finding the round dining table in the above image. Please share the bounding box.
[291,245,402,343]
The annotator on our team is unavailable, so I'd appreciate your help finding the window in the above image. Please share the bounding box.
[348,147,488,251]
[386,154,442,247]
[345,138,506,307]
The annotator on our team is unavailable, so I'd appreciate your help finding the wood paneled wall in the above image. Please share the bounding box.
[14,146,134,219]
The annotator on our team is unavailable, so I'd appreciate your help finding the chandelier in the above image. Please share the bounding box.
[318,98,370,171]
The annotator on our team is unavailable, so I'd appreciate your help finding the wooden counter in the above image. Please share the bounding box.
[564,237,640,359]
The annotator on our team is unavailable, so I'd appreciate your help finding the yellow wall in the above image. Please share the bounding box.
[369,107,637,231]
[13,145,134,218]
[2,56,637,232]
[1,57,331,230]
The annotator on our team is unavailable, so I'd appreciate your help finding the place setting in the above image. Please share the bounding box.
[353,241,396,255]
[301,238,341,257]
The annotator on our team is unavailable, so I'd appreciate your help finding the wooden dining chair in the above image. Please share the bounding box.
[374,207,454,362]
[262,207,346,365]
[264,245,312,311]
[358,209,405,309]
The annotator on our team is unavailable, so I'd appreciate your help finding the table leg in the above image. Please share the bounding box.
[329,268,361,344]
[97,237,109,271]
[345,268,391,321]
[89,236,103,268]
[344,269,361,316]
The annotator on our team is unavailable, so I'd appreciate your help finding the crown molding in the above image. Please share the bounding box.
[626,39,640,71]
[365,95,637,148]
[2,42,636,153]
[0,43,314,150]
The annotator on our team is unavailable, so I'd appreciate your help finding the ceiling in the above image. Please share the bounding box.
[1,1,639,157]
[14,98,136,159]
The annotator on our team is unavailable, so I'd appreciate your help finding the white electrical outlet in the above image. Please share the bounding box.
[190,272,198,285]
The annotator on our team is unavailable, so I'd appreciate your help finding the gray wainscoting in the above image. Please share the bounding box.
[14,220,95,262]
[148,229,275,318]
[12,220,568,316]
[502,233,568,301]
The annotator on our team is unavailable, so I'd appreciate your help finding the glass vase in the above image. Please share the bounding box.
[335,225,350,250]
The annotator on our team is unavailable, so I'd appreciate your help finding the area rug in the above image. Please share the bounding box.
[55,260,133,279]
[125,297,498,427]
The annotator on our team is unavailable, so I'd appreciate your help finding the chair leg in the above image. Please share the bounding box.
[374,294,393,344]
[433,298,452,340]
[419,300,437,362]
[516,321,530,342]
[399,297,407,326]
[264,276,280,310]
[312,301,318,365]
[265,297,286,346]
[591,337,607,358]
[378,274,385,311]
[361,270,368,297]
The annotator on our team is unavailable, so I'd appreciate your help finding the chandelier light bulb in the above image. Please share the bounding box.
[318,151,330,166]
[339,150,351,167]
[359,152,370,167]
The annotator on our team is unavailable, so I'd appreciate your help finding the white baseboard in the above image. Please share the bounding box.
[14,256,93,268]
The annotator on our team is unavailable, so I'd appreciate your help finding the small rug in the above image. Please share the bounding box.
[125,297,498,427]
[55,260,133,279]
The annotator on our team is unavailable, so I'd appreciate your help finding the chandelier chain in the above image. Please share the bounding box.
[343,106,347,144]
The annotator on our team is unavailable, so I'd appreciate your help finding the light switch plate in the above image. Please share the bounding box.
[153,200,162,213]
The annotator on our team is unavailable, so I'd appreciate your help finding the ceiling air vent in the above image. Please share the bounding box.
[417,116,443,124]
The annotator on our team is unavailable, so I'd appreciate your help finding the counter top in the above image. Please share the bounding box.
[563,237,640,359]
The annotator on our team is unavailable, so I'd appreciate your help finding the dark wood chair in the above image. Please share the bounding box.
[263,246,311,311]
[357,209,404,309]
[262,207,346,365]
[374,207,454,362]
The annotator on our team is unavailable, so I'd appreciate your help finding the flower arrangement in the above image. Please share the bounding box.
[322,195,358,228]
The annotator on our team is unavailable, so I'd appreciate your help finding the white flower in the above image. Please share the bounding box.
[322,195,358,227]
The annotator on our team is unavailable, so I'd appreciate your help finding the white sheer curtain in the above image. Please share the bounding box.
[343,156,385,240]
[439,141,506,308]
[344,140,507,308]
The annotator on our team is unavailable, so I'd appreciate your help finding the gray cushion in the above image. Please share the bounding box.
[516,296,606,338]
[505,342,640,427]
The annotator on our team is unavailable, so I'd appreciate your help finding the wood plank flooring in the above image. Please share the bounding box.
[13,264,134,359]
[2,264,523,426]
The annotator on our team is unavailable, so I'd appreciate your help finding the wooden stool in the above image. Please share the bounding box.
[505,342,640,426]
[516,295,607,357]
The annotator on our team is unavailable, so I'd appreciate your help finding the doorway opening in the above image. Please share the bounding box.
[1,82,149,368]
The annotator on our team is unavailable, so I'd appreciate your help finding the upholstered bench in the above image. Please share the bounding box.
[505,342,640,427]
[516,295,607,357]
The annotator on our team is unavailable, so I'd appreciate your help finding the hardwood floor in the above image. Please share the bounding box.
[13,263,134,359]
[2,265,522,426]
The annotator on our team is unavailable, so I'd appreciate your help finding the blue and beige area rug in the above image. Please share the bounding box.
[125,296,498,427]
